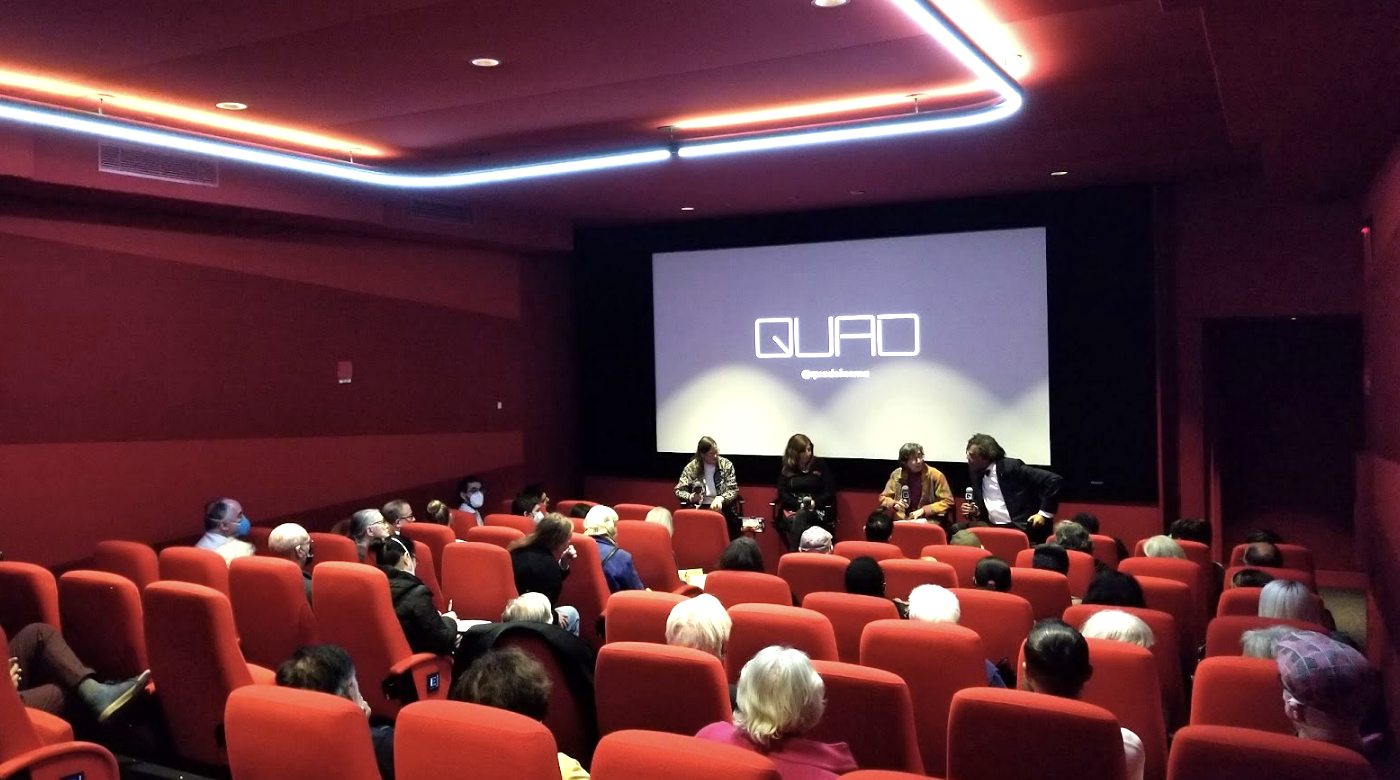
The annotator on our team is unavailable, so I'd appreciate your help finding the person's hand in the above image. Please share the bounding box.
[9,657,19,689]
[1029,514,1050,528]
[960,502,976,518]
[908,507,924,521]
[689,491,702,505]
[893,500,908,513]
[709,497,723,512]
[560,545,578,566]
[441,610,458,621]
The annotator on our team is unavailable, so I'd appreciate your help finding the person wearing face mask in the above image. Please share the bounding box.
[776,433,836,552]
[456,475,486,526]
[513,488,547,526]
[196,497,255,562]
[371,535,459,656]
[347,508,395,563]
[674,436,742,539]
[268,522,315,603]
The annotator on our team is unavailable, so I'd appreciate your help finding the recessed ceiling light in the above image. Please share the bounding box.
[813,0,849,6]
[1050,170,1068,176]
[215,102,248,111]
[471,58,501,68]
[849,190,866,196]
[680,206,695,211]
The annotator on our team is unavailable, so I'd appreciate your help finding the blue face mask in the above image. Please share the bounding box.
[236,515,251,537]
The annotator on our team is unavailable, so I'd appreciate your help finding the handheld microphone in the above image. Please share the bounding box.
[900,485,910,505]
[964,487,974,503]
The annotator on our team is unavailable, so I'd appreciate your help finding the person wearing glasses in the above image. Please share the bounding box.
[382,499,416,530]
[347,508,395,563]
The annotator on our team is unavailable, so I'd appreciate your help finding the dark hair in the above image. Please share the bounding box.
[1231,568,1275,588]
[965,434,1005,462]
[276,644,355,695]
[973,558,1012,592]
[1024,619,1092,699]
[1167,518,1211,545]
[451,648,551,721]
[1082,570,1146,608]
[370,535,415,569]
[512,490,543,516]
[456,474,482,497]
[1053,522,1093,554]
[509,513,573,553]
[716,537,764,573]
[845,557,886,598]
[1243,542,1283,568]
[865,511,894,543]
[897,442,924,465]
[1244,528,1283,544]
[691,436,718,469]
[782,434,814,477]
[1031,544,1070,576]
[204,498,238,531]
[1070,512,1100,534]
[568,503,594,519]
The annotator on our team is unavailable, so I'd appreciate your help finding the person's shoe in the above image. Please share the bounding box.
[80,669,152,723]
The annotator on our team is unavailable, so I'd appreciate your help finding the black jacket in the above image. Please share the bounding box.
[383,567,456,656]
[510,545,570,610]
[777,457,837,515]
[971,457,1063,529]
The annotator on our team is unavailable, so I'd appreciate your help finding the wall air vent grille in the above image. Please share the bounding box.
[98,143,219,186]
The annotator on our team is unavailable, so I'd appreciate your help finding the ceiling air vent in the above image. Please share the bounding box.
[98,143,219,187]
[408,198,475,225]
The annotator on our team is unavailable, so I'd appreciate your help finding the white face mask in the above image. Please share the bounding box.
[532,510,544,524]
[468,490,484,509]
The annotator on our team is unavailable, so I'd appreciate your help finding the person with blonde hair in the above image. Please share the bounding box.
[1080,610,1155,649]
[1142,535,1186,559]
[645,506,674,536]
[583,505,644,593]
[1258,580,1320,623]
[665,594,732,660]
[502,592,555,624]
[697,646,857,779]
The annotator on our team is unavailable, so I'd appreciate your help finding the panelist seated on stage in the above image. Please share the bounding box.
[776,433,837,552]
[878,442,953,525]
[674,435,742,539]
[961,433,1063,544]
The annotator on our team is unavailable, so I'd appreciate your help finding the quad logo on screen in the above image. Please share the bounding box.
[754,314,919,358]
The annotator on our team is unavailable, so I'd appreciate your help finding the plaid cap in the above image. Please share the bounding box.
[798,526,833,552]
[1274,630,1371,716]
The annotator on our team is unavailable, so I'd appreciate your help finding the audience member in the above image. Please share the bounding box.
[1031,543,1070,576]
[907,584,1006,687]
[424,499,452,526]
[7,623,150,722]
[1244,529,1283,545]
[864,511,893,543]
[276,645,393,780]
[1071,512,1101,534]
[1231,568,1274,589]
[1082,571,1147,609]
[268,522,313,602]
[456,474,486,526]
[452,648,589,780]
[508,513,582,636]
[348,508,393,562]
[1079,610,1155,649]
[1142,535,1186,559]
[583,505,645,592]
[1243,541,1283,568]
[645,506,674,536]
[568,503,593,519]
[513,488,546,524]
[798,526,834,554]
[371,536,457,655]
[1275,630,1377,754]
[949,529,983,548]
[716,537,765,573]
[972,557,1012,592]
[382,500,415,530]
[844,556,909,618]
[879,442,953,524]
[696,646,857,780]
[665,594,731,660]
[1167,517,1212,545]
[199,497,255,563]
[502,592,555,624]
[524,483,552,512]
[1021,620,1144,780]
[1258,580,1320,623]
[1240,625,1295,659]
[1053,520,1104,572]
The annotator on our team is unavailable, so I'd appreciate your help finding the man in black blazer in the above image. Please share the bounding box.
[960,433,1062,544]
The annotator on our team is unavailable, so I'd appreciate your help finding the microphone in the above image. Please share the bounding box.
[900,485,910,505]
[964,487,974,503]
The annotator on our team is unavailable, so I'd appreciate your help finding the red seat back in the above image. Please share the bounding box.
[1226,544,1315,574]
[861,620,986,774]
[447,509,478,538]
[948,688,1126,780]
[1014,548,1097,597]
[485,513,538,535]
[881,559,958,598]
[555,500,592,517]
[1222,565,1316,591]
[558,534,610,648]
[1203,615,1326,658]
[246,526,272,556]
[397,700,562,780]
[802,592,899,664]
[228,557,318,670]
[922,545,991,589]
[1133,539,1212,569]
[225,686,380,780]
[591,730,780,780]
[1064,604,1185,728]
[495,632,596,766]
[1081,638,1168,780]
[441,542,518,621]
[400,524,458,585]
[1190,657,1293,734]
[0,562,60,637]
[464,525,524,549]
[1089,534,1121,570]
[410,539,446,612]
[158,547,230,597]
[809,660,923,774]
[0,631,118,780]
[93,540,159,590]
[724,603,838,683]
[833,541,904,561]
[1167,725,1372,780]
[142,581,255,765]
[889,523,947,558]
[1134,575,1199,662]
[603,590,686,645]
[311,563,420,719]
[58,570,148,680]
[967,527,1030,563]
[1007,567,1072,621]
[703,571,792,608]
[307,533,360,566]
[1215,587,1262,616]
[615,520,684,592]
[614,503,658,521]
[596,642,730,737]
[672,509,730,571]
[0,628,44,762]
[776,553,850,602]
[949,588,1033,670]
[1120,557,1208,637]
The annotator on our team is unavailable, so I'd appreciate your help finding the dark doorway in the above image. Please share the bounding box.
[1205,316,1363,573]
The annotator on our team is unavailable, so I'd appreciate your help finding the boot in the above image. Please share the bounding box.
[77,669,152,723]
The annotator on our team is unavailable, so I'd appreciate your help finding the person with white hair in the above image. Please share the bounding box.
[907,584,1007,687]
[347,508,393,562]
[1079,610,1155,649]
[268,522,314,603]
[583,505,645,593]
[1258,580,1320,623]
[645,506,674,536]
[1240,624,1296,659]
[798,526,834,554]
[502,592,554,624]
[1142,535,1186,559]
[697,646,857,779]
[665,595,731,660]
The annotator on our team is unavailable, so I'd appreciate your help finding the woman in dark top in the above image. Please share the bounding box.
[1082,570,1147,608]
[715,537,765,573]
[373,536,457,656]
[776,433,837,552]
[507,513,582,635]
[845,556,909,619]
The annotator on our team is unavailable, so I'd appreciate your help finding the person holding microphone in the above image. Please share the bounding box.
[961,433,1062,544]
[674,435,742,539]
[879,442,954,528]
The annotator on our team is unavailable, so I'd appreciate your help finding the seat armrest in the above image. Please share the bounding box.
[386,653,452,702]
[0,740,120,780]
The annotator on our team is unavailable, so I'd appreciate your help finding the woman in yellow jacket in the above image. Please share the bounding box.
[878,442,953,527]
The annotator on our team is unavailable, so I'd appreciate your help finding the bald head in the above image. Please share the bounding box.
[269,523,311,566]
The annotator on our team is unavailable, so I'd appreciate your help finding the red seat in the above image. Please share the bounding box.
[842,773,930,780]
[776,553,850,602]
[447,509,479,538]
[397,700,563,780]
[802,592,899,664]
[1223,565,1316,591]
[1215,586,1263,616]
[1133,539,1212,569]
[596,642,730,737]
[948,688,1127,780]
[555,500,593,517]
[464,525,525,550]
[704,571,792,608]
[1190,657,1293,734]
[724,603,838,683]
[833,541,904,561]
[246,526,272,556]
[1013,548,1097,597]
[861,619,986,775]
[1227,543,1315,574]
[1167,725,1372,780]
[1007,567,1072,621]
[1081,638,1168,780]
[93,540,160,591]
[401,524,459,586]
[602,590,687,645]
[158,547,230,596]
[1203,615,1326,658]
[592,730,780,780]
[0,626,75,750]
[0,562,61,637]
[558,534,610,648]
[311,563,451,720]
[614,503,658,521]
[1064,604,1186,729]
[1134,575,1199,664]
[881,558,961,599]
[922,545,991,589]
[228,557,318,670]
[1089,534,1121,570]
[1120,558,1209,638]
[225,686,379,780]
[949,588,1033,671]
[809,660,923,774]
[967,527,1030,563]
[615,521,700,596]
[0,629,119,780]
[308,533,361,566]
[672,509,730,571]
[495,631,597,766]
[410,539,447,612]
[485,513,538,535]
[889,522,947,559]
[58,570,148,680]
[142,581,270,765]
[441,542,518,622]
